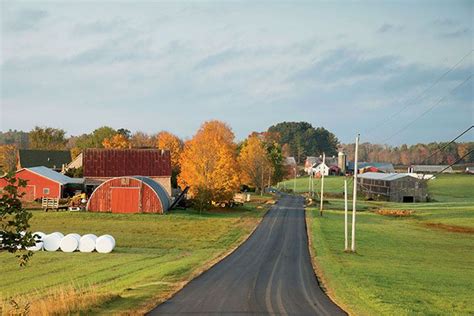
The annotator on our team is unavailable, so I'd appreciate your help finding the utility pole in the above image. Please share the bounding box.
[344,177,348,251]
[293,167,297,193]
[351,134,360,252]
[320,153,326,216]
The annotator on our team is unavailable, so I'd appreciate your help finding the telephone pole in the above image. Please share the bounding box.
[319,152,326,216]
[351,134,360,252]
[344,177,349,251]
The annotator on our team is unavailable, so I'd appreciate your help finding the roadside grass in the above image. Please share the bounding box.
[0,202,269,315]
[306,173,474,315]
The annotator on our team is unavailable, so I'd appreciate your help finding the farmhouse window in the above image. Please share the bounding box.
[43,188,50,194]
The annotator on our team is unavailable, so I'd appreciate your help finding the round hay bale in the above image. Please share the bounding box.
[96,235,115,253]
[79,234,97,253]
[60,235,79,252]
[43,233,62,251]
[66,233,81,242]
[51,232,64,239]
[26,231,46,251]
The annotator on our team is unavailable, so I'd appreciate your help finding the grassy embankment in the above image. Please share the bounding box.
[0,196,272,315]
[282,174,474,315]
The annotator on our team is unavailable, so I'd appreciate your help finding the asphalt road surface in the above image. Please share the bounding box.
[148,195,346,316]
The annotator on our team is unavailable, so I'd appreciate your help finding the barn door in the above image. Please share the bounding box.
[110,187,140,213]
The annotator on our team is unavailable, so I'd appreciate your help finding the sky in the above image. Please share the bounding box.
[1,1,473,145]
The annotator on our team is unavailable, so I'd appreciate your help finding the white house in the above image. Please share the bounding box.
[310,163,329,176]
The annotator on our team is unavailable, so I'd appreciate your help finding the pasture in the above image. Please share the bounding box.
[0,202,268,315]
[305,174,474,315]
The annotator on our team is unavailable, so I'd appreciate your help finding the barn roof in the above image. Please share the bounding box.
[83,149,171,178]
[26,166,83,185]
[358,172,412,181]
[18,149,71,170]
[133,176,170,211]
[347,162,395,172]
[410,165,453,173]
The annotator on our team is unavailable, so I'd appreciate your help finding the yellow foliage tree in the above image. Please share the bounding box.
[238,135,272,194]
[178,120,240,202]
[0,145,17,173]
[156,131,183,170]
[102,134,130,149]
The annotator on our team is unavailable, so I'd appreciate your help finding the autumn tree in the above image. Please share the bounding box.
[131,131,155,148]
[29,126,67,150]
[178,121,240,204]
[238,135,272,194]
[0,145,17,173]
[157,131,183,188]
[102,134,130,149]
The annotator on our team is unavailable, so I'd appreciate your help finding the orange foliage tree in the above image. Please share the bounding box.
[102,134,130,149]
[156,131,183,170]
[238,135,272,194]
[178,121,240,203]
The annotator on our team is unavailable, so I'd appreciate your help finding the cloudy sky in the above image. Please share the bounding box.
[1,1,472,144]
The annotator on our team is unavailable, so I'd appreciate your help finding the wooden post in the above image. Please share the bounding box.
[320,153,325,216]
[351,134,360,252]
[344,177,348,251]
[293,167,297,193]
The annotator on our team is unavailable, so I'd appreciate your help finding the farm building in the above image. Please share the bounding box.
[357,172,428,202]
[0,166,83,202]
[310,163,329,177]
[86,176,170,214]
[408,165,453,174]
[83,148,172,195]
[65,152,83,171]
[304,156,338,174]
[347,162,395,174]
[284,157,297,178]
[17,149,72,172]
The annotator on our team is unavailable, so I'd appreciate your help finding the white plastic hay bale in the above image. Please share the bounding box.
[66,233,81,242]
[51,232,64,239]
[95,235,115,254]
[26,231,46,251]
[60,235,79,253]
[43,233,62,251]
[79,234,97,253]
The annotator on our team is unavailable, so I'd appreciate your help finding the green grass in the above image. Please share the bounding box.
[0,204,267,314]
[307,173,474,315]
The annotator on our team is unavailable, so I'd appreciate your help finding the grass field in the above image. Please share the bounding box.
[305,174,474,315]
[0,199,269,315]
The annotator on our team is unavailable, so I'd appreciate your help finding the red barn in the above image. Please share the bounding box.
[86,176,170,214]
[83,149,172,195]
[0,166,83,201]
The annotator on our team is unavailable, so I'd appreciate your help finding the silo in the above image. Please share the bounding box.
[338,152,346,174]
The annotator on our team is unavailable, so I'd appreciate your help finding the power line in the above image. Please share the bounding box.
[364,49,473,138]
[417,125,473,165]
[421,149,473,183]
[377,75,472,144]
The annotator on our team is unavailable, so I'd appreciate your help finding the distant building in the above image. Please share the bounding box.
[347,162,395,174]
[284,157,297,178]
[408,165,453,174]
[83,148,172,195]
[0,166,83,201]
[357,172,428,203]
[17,149,71,172]
[64,152,83,172]
[311,163,329,177]
[304,155,338,175]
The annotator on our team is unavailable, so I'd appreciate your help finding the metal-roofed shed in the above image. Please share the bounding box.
[357,172,428,202]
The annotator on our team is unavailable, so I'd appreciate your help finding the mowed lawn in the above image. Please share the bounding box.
[0,202,268,315]
[306,174,474,315]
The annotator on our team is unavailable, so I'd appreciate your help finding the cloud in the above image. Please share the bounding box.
[73,19,126,36]
[439,27,471,38]
[4,9,48,31]
[432,18,458,26]
[194,49,242,69]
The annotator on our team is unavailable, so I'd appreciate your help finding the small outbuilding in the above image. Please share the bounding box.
[357,172,428,203]
[0,166,83,201]
[86,176,170,214]
[408,165,453,174]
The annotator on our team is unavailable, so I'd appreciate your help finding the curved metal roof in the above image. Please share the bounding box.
[133,176,170,212]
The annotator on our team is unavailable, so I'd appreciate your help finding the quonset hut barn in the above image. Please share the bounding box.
[83,148,172,195]
[357,172,428,202]
[86,176,170,214]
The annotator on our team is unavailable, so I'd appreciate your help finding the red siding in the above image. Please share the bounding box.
[83,149,171,178]
[0,169,61,202]
[87,177,164,214]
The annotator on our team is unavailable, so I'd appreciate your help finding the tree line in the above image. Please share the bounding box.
[340,142,474,166]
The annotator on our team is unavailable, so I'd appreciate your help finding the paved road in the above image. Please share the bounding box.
[148,195,346,316]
